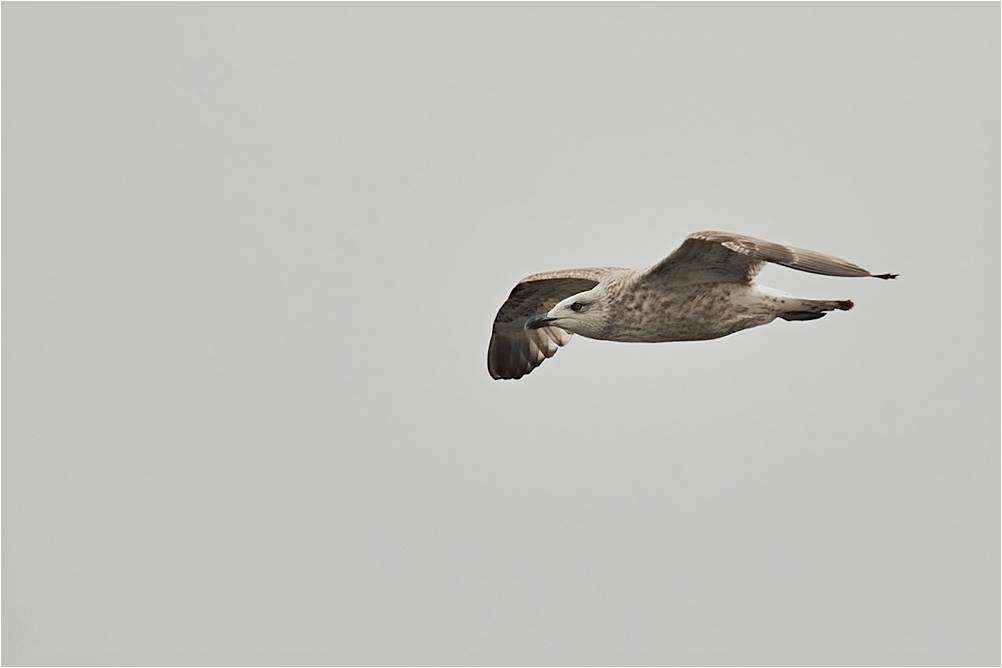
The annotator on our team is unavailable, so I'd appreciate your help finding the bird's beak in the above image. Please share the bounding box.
[525,315,558,330]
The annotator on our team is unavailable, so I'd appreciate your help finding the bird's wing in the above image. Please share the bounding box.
[488,267,625,380]
[641,230,896,286]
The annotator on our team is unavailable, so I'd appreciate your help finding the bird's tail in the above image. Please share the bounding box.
[777,298,853,321]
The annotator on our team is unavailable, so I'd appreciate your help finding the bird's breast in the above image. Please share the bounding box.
[602,283,761,342]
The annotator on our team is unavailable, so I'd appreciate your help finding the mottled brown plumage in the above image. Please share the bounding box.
[488,231,896,380]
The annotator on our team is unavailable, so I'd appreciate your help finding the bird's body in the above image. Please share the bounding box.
[581,280,848,343]
[488,231,896,380]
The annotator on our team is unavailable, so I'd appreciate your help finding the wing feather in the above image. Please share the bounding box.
[642,231,893,285]
[488,267,624,380]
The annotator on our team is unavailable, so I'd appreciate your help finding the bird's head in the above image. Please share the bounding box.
[525,285,612,339]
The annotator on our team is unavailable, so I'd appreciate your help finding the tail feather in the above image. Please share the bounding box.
[777,298,853,322]
[779,311,827,321]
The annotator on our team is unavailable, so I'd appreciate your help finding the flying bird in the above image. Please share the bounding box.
[488,231,896,380]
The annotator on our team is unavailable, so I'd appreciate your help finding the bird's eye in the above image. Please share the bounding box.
[570,302,585,312]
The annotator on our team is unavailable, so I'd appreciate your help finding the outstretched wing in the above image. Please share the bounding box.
[488,267,625,380]
[642,231,897,286]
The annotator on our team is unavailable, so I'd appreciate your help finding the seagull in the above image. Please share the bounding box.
[488,231,896,380]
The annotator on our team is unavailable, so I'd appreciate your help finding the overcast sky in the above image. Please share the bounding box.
[4,3,999,665]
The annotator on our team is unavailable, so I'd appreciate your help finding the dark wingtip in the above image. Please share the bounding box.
[872,273,898,280]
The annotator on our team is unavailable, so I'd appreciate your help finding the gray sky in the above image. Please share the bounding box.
[3,3,999,665]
